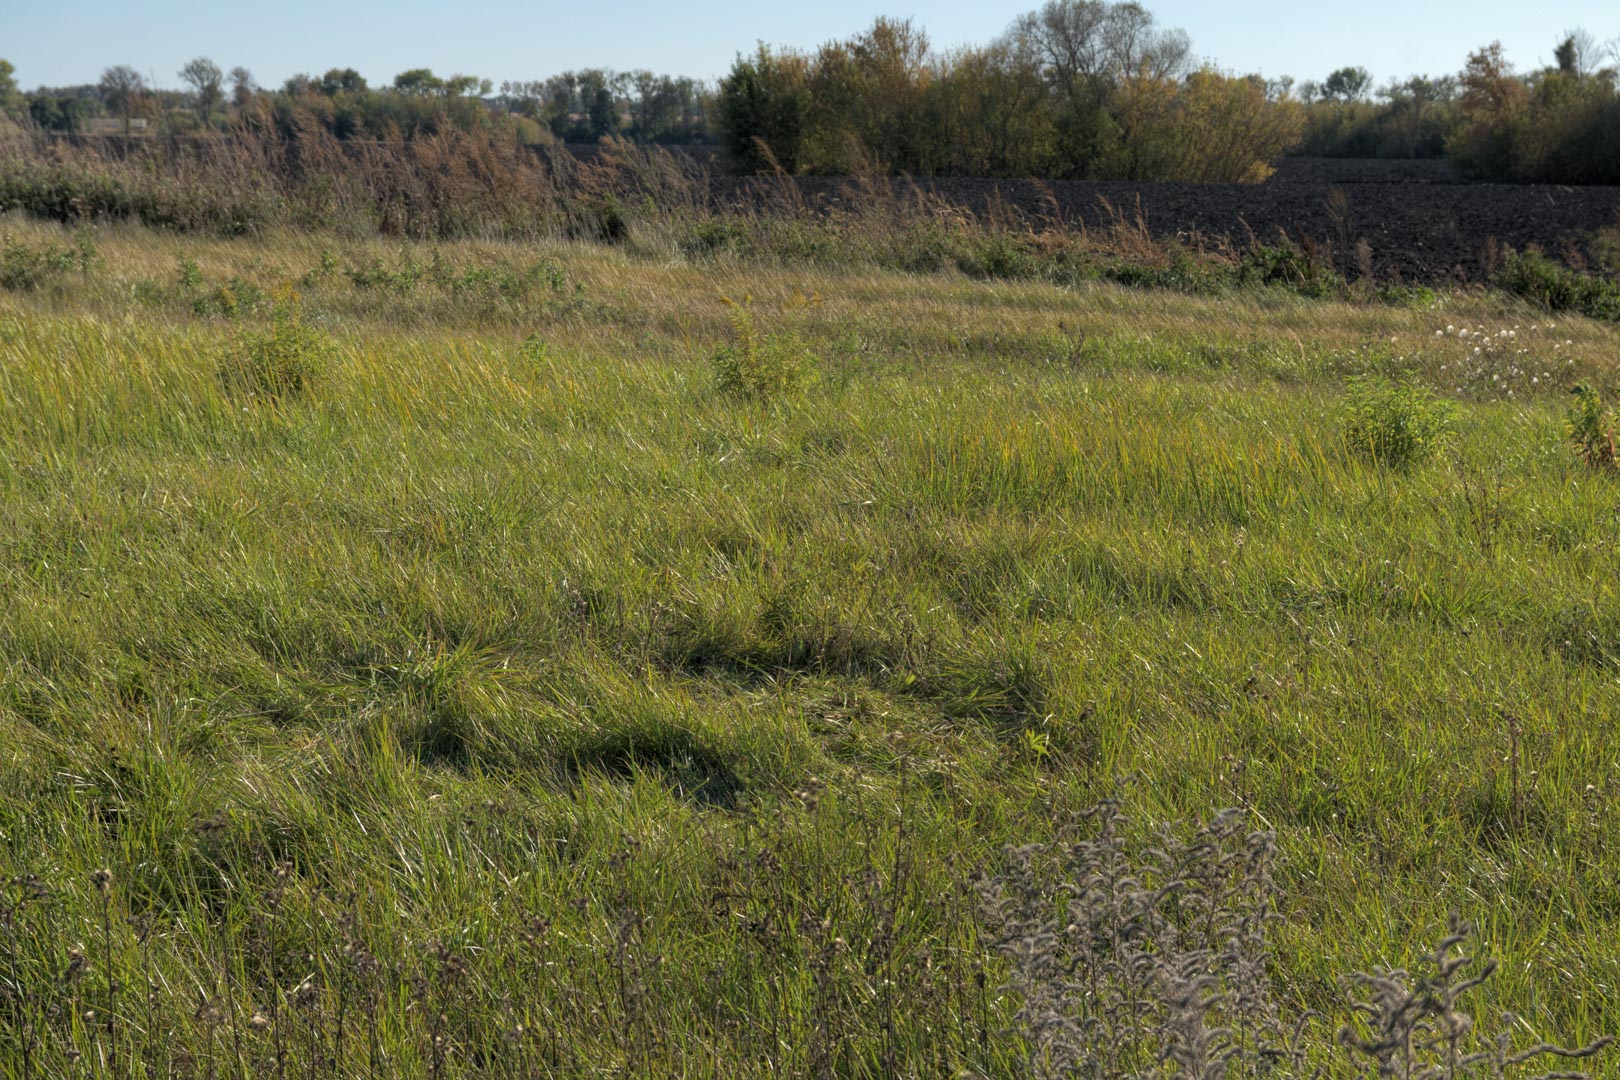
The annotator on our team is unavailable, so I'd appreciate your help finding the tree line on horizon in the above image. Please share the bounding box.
[5,57,714,146]
[1,1,1617,184]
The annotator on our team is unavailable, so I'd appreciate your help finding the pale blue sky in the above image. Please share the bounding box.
[7,0,1618,91]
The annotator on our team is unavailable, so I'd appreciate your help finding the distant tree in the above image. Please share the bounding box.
[1322,66,1373,101]
[499,79,551,125]
[179,57,224,124]
[98,64,146,134]
[0,59,22,119]
[575,69,618,137]
[586,83,615,137]
[1554,29,1600,76]
[806,18,937,171]
[1104,67,1303,181]
[28,93,91,132]
[539,73,580,136]
[27,94,59,130]
[1459,43,1524,120]
[717,46,809,171]
[927,39,1056,174]
[1449,42,1527,177]
[1554,36,1579,75]
[1008,0,1191,174]
[393,68,445,96]
[629,71,678,139]
[1013,0,1190,91]
[442,74,492,98]
[503,70,705,144]
[229,66,257,109]
[317,68,368,95]
[282,73,315,96]
[1383,74,1459,105]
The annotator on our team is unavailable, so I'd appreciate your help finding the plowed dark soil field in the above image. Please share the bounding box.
[708,159,1620,284]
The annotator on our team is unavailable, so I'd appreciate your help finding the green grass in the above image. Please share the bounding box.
[2,218,1620,1076]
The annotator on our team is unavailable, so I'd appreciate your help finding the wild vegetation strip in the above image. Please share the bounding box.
[713,173,1620,284]
[2,221,1620,1075]
[4,127,1617,298]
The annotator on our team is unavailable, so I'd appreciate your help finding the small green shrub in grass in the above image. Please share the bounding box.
[1343,374,1456,468]
[1376,282,1440,309]
[958,233,1039,281]
[517,333,552,366]
[1497,251,1620,323]
[217,290,334,401]
[1240,242,1344,299]
[0,232,97,291]
[176,257,203,291]
[192,276,267,318]
[681,218,754,258]
[710,294,814,402]
[1566,384,1617,471]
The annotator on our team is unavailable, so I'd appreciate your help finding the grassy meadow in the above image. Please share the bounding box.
[3,216,1620,1076]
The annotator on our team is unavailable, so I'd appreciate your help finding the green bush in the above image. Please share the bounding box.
[1101,254,1229,295]
[517,333,551,366]
[710,295,813,402]
[1343,375,1456,468]
[958,234,1040,281]
[176,258,204,291]
[1240,243,1344,299]
[1377,283,1440,309]
[348,254,424,294]
[681,219,755,259]
[0,232,97,291]
[217,293,335,401]
[584,196,630,244]
[0,163,269,236]
[193,276,268,319]
[1566,385,1617,471]
[1497,251,1620,323]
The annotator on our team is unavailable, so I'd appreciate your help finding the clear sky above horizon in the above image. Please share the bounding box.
[7,0,1618,92]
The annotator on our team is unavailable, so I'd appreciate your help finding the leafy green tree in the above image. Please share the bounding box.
[0,59,22,119]
[717,46,809,171]
[27,94,59,130]
[28,93,91,132]
[573,69,619,137]
[498,79,543,117]
[628,71,701,141]
[1103,68,1303,181]
[1008,0,1190,174]
[443,74,492,98]
[318,68,367,95]
[393,68,445,97]
[1322,66,1373,101]
[926,41,1056,174]
[805,18,935,172]
[539,74,579,137]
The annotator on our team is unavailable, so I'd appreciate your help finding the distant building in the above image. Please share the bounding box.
[86,116,149,134]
